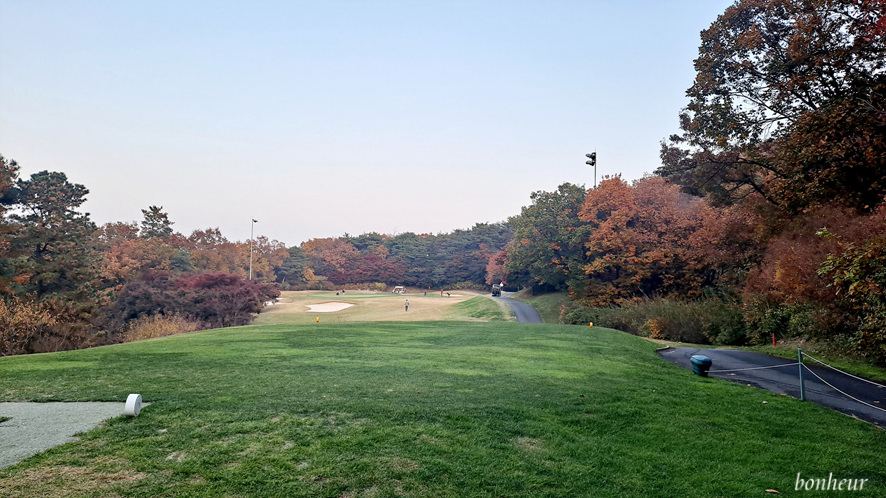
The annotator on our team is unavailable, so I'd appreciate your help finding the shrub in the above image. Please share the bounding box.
[109,271,280,330]
[450,281,487,291]
[177,272,280,328]
[563,304,643,334]
[305,280,336,291]
[123,314,201,342]
[0,296,55,356]
[634,301,710,344]
[819,226,886,365]
[743,300,831,345]
[701,301,748,345]
[341,282,387,292]
[27,298,101,353]
[563,298,747,345]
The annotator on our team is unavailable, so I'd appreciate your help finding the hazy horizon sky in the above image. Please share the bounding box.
[1,0,734,246]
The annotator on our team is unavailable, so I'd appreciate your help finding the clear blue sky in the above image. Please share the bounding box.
[0,0,733,246]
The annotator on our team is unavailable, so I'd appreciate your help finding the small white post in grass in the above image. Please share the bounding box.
[124,393,142,417]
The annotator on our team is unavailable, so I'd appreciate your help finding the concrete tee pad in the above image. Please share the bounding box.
[0,402,124,469]
[305,302,354,313]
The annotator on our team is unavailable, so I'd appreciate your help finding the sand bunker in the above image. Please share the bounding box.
[305,302,354,313]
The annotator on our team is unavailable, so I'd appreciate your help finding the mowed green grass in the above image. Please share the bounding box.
[2,322,885,497]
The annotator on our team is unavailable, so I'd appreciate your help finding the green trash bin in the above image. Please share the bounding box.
[690,355,713,377]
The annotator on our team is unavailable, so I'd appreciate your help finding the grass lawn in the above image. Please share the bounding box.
[2,321,885,495]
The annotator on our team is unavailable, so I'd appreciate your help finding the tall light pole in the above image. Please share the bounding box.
[249,219,257,280]
[585,151,597,188]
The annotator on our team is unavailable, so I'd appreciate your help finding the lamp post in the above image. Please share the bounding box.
[249,219,257,280]
[585,151,597,188]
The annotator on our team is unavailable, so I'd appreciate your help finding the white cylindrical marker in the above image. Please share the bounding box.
[124,393,142,417]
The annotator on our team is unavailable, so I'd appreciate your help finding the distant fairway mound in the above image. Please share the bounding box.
[256,290,512,325]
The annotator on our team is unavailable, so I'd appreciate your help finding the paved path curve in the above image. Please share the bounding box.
[496,293,543,324]
[659,347,886,426]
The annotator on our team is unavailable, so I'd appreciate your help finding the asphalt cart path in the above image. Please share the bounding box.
[658,347,886,426]
[496,293,543,324]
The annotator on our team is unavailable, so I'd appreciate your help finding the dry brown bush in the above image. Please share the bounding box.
[122,314,202,343]
[0,296,56,356]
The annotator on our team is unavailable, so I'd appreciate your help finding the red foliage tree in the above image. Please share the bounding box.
[301,237,361,285]
[577,176,754,306]
[744,205,886,330]
[485,251,508,286]
[110,271,279,331]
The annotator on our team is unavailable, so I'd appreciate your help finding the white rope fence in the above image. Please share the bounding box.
[709,362,800,373]
[800,364,886,413]
[797,351,886,414]
[697,349,886,415]
[800,352,886,389]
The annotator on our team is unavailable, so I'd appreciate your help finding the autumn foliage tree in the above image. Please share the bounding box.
[300,236,408,286]
[575,176,754,306]
[744,206,881,305]
[484,251,508,286]
[97,222,180,291]
[185,228,248,276]
[301,237,363,285]
[768,82,886,213]
[504,183,589,292]
[659,0,886,213]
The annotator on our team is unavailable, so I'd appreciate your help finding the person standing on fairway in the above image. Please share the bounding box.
[405,300,409,311]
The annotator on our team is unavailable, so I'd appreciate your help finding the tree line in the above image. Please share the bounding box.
[0,163,512,355]
[0,167,285,354]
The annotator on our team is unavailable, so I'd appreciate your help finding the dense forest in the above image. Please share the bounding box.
[2,0,885,363]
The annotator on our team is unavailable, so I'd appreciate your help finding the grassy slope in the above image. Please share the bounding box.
[2,322,884,497]
[448,296,514,321]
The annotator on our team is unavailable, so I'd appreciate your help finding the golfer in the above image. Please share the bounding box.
[405,299,409,311]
